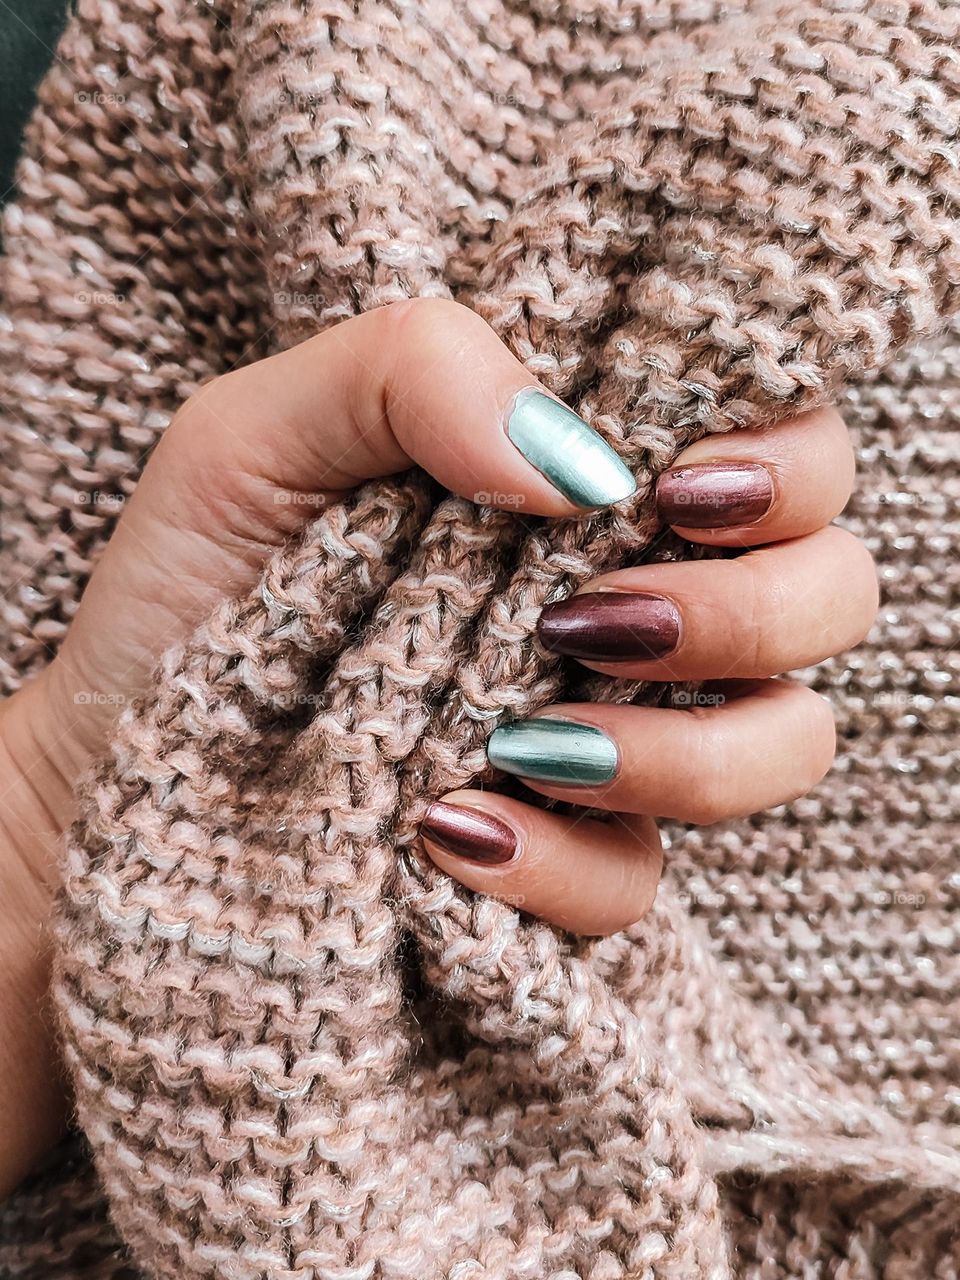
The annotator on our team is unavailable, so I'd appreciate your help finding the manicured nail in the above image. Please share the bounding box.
[421,802,517,865]
[537,591,681,661]
[506,388,637,509]
[656,462,773,528]
[488,717,619,786]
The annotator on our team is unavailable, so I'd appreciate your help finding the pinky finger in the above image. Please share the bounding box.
[419,792,662,936]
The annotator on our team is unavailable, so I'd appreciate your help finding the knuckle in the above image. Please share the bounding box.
[170,371,228,437]
[626,820,663,916]
[847,537,880,632]
[375,297,484,367]
[605,887,660,936]
[795,402,852,458]
[792,684,837,787]
[764,680,836,803]
[819,403,848,433]
[167,377,297,550]
[807,678,837,739]
[373,298,491,450]
[775,404,855,515]
[808,402,851,448]
[825,527,880,642]
[815,407,857,503]
[682,720,732,825]
[630,861,662,924]
[598,858,662,936]
[168,372,259,488]
[726,558,784,676]
[833,414,856,472]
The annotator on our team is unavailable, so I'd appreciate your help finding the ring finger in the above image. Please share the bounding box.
[483,679,836,824]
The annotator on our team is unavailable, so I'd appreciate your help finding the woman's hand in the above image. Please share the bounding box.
[0,299,877,1194]
[423,407,877,931]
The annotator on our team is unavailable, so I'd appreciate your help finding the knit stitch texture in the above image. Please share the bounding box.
[1,0,959,1276]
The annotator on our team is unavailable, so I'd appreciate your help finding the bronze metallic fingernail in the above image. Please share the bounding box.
[420,802,517,865]
[656,462,773,528]
[537,591,681,661]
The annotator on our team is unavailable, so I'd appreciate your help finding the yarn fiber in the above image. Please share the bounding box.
[1,0,959,1276]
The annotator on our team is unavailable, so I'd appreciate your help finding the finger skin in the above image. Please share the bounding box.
[421,791,662,936]
[490,680,836,824]
[45,299,633,762]
[538,525,879,681]
[172,297,627,523]
[656,406,856,546]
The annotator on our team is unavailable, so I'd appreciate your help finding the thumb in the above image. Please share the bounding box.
[41,299,635,765]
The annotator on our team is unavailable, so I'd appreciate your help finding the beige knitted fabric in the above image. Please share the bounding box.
[1,0,959,1275]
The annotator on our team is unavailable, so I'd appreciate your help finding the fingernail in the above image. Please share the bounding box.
[420,802,517,865]
[537,591,681,661]
[656,462,773,528]
[506,388,637,509]
[488,717,619,786]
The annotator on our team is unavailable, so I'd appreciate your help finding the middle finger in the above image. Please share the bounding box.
[536,525,878,681]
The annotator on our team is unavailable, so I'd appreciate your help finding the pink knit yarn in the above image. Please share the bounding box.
[0,0,959,1276]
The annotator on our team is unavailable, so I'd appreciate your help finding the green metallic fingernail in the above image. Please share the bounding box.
[505,388,637,509]
[487,717,619,786]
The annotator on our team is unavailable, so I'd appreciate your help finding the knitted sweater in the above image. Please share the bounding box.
[1,0,959,1276]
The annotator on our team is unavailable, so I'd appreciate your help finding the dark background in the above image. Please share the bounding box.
[1,0,70,206]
